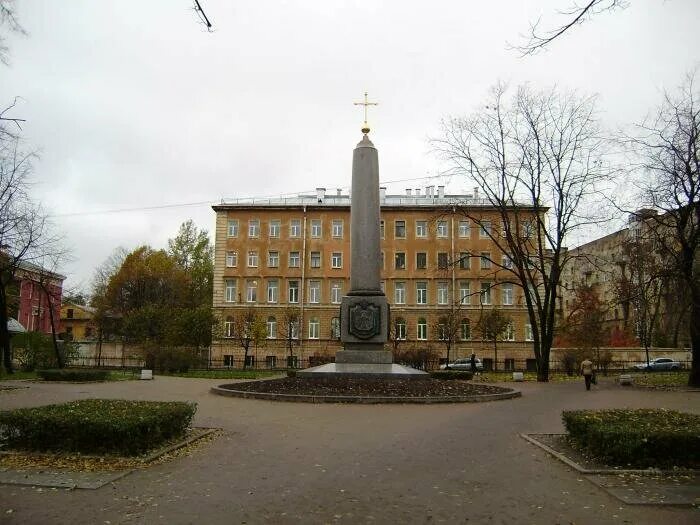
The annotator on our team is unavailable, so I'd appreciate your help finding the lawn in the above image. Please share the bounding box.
[0,369,138,381]
[473,371,581,383]
[629,370,691,388]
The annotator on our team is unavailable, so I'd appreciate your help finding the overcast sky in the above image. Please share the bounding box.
[1,0,698,293]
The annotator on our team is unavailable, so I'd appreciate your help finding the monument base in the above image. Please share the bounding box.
[296,362,428,380]
[334,349,392,364]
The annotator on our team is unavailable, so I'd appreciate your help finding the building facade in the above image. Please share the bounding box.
[60,303,97,341]
[211,187,537,368]
[10,261,65,335]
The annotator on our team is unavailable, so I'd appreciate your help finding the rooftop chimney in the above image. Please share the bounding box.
[316,187,326,203]
[337,188,342,196]
[406,188,412,196]
[415,188,421,197]
[380,187,386,201]
[473,187,479,200]
[437,185,445,198]
[426,185,434,197]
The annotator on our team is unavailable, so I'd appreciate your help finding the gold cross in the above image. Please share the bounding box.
[353,92,378,134]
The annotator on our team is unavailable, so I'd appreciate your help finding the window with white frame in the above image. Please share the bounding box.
[330,317,340,339]
[226,251,237,268]
[247,251,258,267]
[395,220,406,238]
[415,220,428,238]
[268,251,279,268]
[331,282,342,304]
[458,220,470,238]
[437,282,449,305]
[290,219,301,238]
[502,283,514,305]
[248,219,260,238]
[380,220,385,239]
[416,252,427,269]
[417,317,428,340]
[459,281,470,305]
[479,220,492,238]
[525,323,533,341]
[438,252,448,269]
[331,252,342,268]
[289,319,299,339]
[224,316,234,337]
[310,219,322,238]
[394,282,406,304]
[505,322,515,341]
[480,282,492,305]
[416,282,427,304]
[289,251,300,268]
[267,280,278,303]
[395,252,406,270]
[309,317,320,339]
[332,219,343,238]
[310,251,321,268]
[246,280,257,303]
[437,323,447,341]
[308,280,320,303]
[480,252,491,269]
[502,254,513,269]
[269,220,281,238]
[461,318,471,340]
[267,316,277,339]
[225,279,237,303]
[437,220,448,238]
[459,252,470,270]
[227,220,239,237]
[288,280,299,303]
[395,318,407,340]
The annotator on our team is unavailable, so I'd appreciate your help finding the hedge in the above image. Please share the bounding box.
[38,369,110,382]
[562,409,700,468]
[429,370,474,381]
[0,399,197,456]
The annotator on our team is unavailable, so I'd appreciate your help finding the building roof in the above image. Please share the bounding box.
[7,317,26,333]
[16,260,67,281]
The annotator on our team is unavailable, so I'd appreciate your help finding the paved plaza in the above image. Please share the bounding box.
[0,376,698,524]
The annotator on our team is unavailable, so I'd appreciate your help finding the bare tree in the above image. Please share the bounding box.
[629,71,700,387]
[0,0,25,66]
[433,309,463,368]
[476,308,512,372]
[279,306,300,367]
[33,254,69,368]
[434,83,610,381]
[233,307,266,369]
[513,0,627,56]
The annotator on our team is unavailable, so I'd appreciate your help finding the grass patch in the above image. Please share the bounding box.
[38,369,111,381]
[0,370,38,381]
[158,369,282,380]
[630,371,691,388]
[0,399,197,456]
[473,371,581,383]
[562,409,700,469]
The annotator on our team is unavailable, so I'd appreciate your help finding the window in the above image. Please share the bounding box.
[268,251,279,268]
[224,355,234,366]
[267,280,278,303]
[480,252,491,269]
[416,252,427,269]
[394,282,406,304]
[395,318,407,340]
[246,280,258,303]
[502,283,513,305]
[310,219,322,238]
[288,280,299,303]
[289,251,300,268]
[227,220,239,237]
[522,220,534,239]
[331,282,342,304]
[437,282,449,305]
[504,358,515,371]
[310,251,321,268]
[458,220,470,238]
[245,355,255,367]
[290,219,301,238]
[505,322,515,341]
[437,324,447,341]
[461,318,471,340]
[332,219,343,238]
[479,220,492,238]
[269,220,280,238]
[459,252,470,270]
[417,317,428,340]
[288,319,300,339]
[438,252,448,269]
[437,220,448,238]
[247,251,258,267]
[225,279,237,303]
[330,317,341,339]
[65,325,73,335]
[395,220,406,238]
[248,219,260,238]
[267,316,277,339]
[415,220,428,238]
[459,281,470,305]
[416,282,427,304]
[224,316,234,338]
[480,282,492,305]
[395,252,406,270]
[67,308,74,319]
[226,251,238,268]
[380,281,385,293]
[266,355,277,368]
[525,323,533,341]
[502,255,513,269]
[380,220,385,239]
[309,317,320,339]
[331,252,343,268]
[308,280,321,303]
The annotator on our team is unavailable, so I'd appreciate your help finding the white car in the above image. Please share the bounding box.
[633,357,682,371]
[440,358,484,371]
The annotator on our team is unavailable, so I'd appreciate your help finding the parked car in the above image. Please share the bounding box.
[440,358,484,371]
[633,357,682,371]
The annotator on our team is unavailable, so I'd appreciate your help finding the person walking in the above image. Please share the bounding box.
[470,353,478,376]
[580,357,594,391]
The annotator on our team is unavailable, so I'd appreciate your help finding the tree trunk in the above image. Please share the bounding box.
[44,287,63,368]
[493,339,498,372]
[97,328,103,367]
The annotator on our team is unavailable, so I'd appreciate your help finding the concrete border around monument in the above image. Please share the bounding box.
[210,384,521,404]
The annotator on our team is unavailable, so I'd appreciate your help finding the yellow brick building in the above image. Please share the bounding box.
[60,303,97,341]
[211,187,537,369]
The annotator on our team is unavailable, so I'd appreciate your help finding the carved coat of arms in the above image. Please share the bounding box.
[349,301,380,339]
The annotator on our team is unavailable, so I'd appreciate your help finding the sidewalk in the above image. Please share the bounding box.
[0,376,698,524]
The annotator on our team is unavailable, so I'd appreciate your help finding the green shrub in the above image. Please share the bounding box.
[429,370,473,380]
[0,399,197,456]
[562,409,700,468]
[12,333,79,371]
[37,369,110,382]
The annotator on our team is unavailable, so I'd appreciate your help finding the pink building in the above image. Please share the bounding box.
[13,261,65,334]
